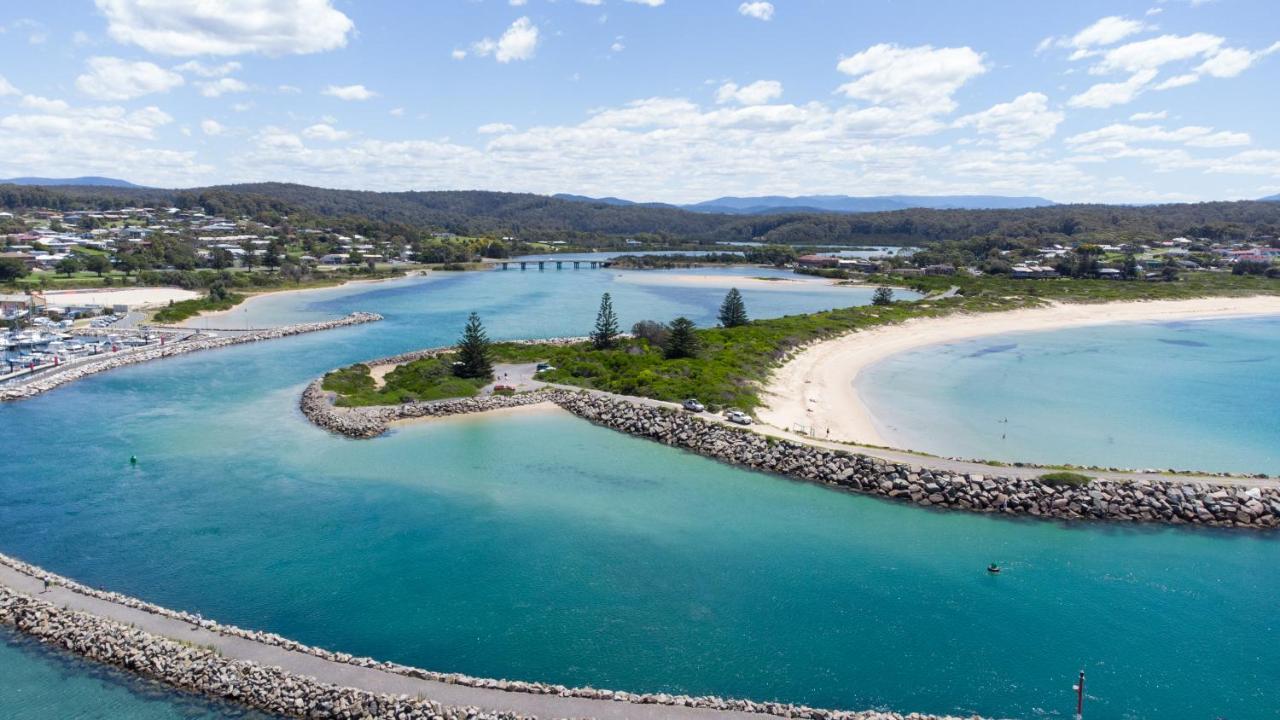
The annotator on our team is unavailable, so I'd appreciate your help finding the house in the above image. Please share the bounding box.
[1097,268,1123,279]
[924,264,956,276]
[837,259,882,273]
[0,252,38,269]
[796,254,838,268]
[1010,264,1058,279]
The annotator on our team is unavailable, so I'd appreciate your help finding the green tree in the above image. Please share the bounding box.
[210,248,234,270]
[56,256,82,277]
[0,257,29,282]
[591,292,620,349]
[663,317,699,359]
[83,254,112,277]
[872,286,894,306]
[1122,253,1139,279]
[240,241,258,270]
[454,312,493,379]
[717,288,748,327]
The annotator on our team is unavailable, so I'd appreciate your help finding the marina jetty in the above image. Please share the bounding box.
[0,312,382,402]
[303,381,1280,530]
[0,553,967,720]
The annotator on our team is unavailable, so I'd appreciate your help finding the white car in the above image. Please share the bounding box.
[682,398,705,412]
[724,409,752,425]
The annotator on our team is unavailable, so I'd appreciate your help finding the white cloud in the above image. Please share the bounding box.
[322,84,376,101]
[75,56,184,101]
[1068,69,1157,108]
[715,80,783,106]
[472,17,540,63]
[198,78,249,98]
[624,0,664,5]
[1129,110,1168,121]
[200,119,225,136]
[1066,123,1250,150]
[0,100,207,186]
[451,49,467,60]
[478,123,516,134]
[738,2,774,21]
[0,75,19,97]
[175,60,242,78]
[94,0,354,56]
[611,40,625,53]
[389,107,405,117]
[510,0,528,5]
[21,95,71,113]
[1093,33,1224,74]
[1068,16,1149,53]
[836,44,986,112]
[955,92,1064,149]
[302,123,350,141]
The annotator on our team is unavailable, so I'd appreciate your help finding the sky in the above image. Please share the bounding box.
[0,0,1278,204]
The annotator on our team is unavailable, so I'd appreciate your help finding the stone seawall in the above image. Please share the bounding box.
[0,552,963,720]
[0,312,382,402]
[0,586,530,720]
[299,380,1280,529]
[553,395,1280,530]
[300,380,570,438]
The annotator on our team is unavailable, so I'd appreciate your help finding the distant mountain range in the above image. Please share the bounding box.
[1261,194,1280,202]
[1,176,144,188]
[556,193,1057,214]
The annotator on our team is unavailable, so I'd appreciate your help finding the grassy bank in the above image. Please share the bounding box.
[331,271,1280,411]
[152,293,246,323]
[321,355,488,406]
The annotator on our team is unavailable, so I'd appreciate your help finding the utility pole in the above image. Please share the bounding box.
[1074,669,1085,719]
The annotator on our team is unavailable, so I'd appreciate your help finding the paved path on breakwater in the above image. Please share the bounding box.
[0,563,792,720]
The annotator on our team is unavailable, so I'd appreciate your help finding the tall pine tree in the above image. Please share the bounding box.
[718,288,748,327]
[591,292,620,349]
[663,317,699,359]
[454,312,493,379]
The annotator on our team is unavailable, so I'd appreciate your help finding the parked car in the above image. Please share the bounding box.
[682,398,705,412]
[724,409,752,425]
[535,362,554,372]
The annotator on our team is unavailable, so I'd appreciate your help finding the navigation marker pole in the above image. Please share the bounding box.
[1073,669,1085,719]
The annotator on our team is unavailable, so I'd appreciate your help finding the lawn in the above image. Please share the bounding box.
[321,355,490,406]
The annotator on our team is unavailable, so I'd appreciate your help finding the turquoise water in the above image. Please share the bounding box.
[0,626,266,719]
[2,268,1278,720]
[859,316,1280,474]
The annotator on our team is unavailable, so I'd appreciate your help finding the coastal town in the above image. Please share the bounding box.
[6,3,1280,720]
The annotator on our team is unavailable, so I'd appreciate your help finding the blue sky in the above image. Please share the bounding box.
[0,0,1278,203]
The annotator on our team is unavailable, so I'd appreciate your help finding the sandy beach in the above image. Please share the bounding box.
[613,272,845,290]
[758,295,1280,447]
[181,271,427,326]
[43,287,200,308]
[387,400,563,429]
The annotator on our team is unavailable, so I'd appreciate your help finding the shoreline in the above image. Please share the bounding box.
[387,400,562,429]
[613,271,848,290]
[181,270,427,326]
[758,295,1280,448]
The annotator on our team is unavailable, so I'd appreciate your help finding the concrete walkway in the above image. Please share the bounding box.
[0,563,788,720]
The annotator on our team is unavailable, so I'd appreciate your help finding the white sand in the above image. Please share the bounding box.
[614,272,843,290]
[387,401,563,429]
[758,296,1280,447]
[181,271,426,326]
[43,287,200,308]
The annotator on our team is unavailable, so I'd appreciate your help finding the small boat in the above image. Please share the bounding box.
[987,563,1001,574]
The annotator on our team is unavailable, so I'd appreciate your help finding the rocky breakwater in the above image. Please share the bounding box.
[0,553,970,720]
[555,395,1280,530]
[0,586,532,720]
[301,379,573,438]
[0,312,382,402]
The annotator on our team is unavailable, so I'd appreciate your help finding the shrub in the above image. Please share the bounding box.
[872,286,894,305]
[1038,471,1092,486]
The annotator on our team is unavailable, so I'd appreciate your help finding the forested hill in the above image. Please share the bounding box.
[2,181,1280,246]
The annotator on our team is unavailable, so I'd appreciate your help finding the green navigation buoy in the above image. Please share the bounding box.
[130,455,137,465]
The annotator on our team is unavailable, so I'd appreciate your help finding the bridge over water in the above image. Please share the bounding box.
[493,260,609,270]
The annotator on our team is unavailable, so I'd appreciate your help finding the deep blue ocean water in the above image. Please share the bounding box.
[1,268,1277,720]
[859,316,1280,474]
